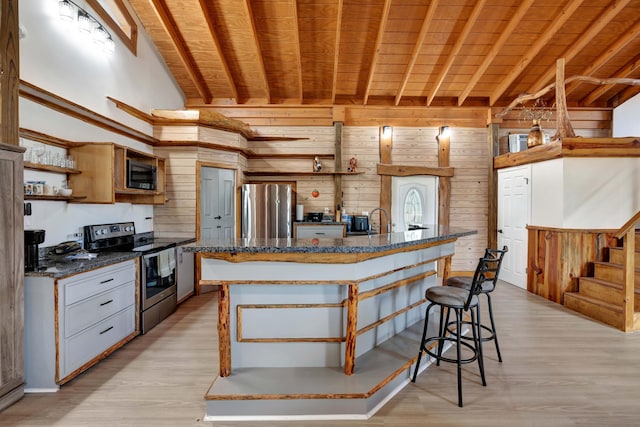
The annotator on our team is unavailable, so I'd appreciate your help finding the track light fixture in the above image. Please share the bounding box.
[57,0,115,53]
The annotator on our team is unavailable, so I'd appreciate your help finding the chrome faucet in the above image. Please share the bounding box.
[369,207,391,234]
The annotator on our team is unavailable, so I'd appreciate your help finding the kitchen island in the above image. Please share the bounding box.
[184,226,475,421]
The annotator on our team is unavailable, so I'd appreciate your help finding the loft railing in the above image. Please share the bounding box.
[614,210,640,332]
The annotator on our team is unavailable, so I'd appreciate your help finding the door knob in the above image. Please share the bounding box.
[214,216,222,220]
[498,229,503,233]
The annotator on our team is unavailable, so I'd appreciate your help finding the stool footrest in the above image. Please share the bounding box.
[419,336,479,365]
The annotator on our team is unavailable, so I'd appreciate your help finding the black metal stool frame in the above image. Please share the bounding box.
[411,256,492,407]
[444,246,508,362]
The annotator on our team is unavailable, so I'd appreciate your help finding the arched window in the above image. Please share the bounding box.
[403,188,423,226]
[86,0,138,54]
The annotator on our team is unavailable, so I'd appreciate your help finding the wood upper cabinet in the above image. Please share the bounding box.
[68,143,166,204]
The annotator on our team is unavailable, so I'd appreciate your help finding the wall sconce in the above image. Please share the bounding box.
[439,126,451,138]
[58,0,115,53]
[382,126,392,138]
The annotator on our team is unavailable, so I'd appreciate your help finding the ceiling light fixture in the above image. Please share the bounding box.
[439,126,451,138]
[57,0,115,54]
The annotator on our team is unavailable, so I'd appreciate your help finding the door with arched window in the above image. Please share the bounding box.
[391,176,438,232]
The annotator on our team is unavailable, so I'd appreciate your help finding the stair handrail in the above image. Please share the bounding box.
[614,210,639,331]
[614,210,640,239]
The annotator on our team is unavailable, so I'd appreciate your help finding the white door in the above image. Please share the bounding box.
[391,176,438,232]
[497,165,531,288]
[200,167,236,240]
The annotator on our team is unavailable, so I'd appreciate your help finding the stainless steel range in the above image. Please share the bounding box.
[84,222,177,334]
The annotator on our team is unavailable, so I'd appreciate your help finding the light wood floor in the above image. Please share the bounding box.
[3,283,640,426]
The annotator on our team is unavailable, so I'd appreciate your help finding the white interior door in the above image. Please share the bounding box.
[497,165,531,288]
[391,176,438,231]
[200,167,235,240]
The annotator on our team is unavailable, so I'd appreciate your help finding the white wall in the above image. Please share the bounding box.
[19,0,184,246]
[530,158,640,229]
[613,93,640,137]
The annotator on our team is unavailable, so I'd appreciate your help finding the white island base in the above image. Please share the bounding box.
[187,230,471,421]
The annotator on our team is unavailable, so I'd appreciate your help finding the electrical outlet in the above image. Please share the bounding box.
[24,202,32,216]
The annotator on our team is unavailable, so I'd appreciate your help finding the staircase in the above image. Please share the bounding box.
[564,231,640,331]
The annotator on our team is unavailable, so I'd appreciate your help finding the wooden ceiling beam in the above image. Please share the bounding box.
[613,85,640,107]
[581,54,640,106]
[426,0,486,106]
[291,0,303,103]
[363,0,392,105]
[528,0,632,95]
[243,0,271,104]
[148,0,212,103]
[489,0,585,106]
[331,0,344,104]
[565,18,640,99]
[394,0,439,106]
[458,0,534,107]
[198,0,239,103]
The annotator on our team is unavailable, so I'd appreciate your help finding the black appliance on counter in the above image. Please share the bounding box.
[84,222,177,334]
[352,215,369,232]
[24,229,46,271]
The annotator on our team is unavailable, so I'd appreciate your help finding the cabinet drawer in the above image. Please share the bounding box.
[61,260,136,306]
[64,282,135,338]
[62,307,135,379]
[295,225,345,238]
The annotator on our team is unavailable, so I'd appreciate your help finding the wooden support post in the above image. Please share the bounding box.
[623,229,635,332]
[218,283,231,376]
[334,122,343,215]
[379,126,392,223]
[344,282,359,375]
[488,123,499,250]
[554,58,575,139]
[0,0,20,146]
[438,128,451,277]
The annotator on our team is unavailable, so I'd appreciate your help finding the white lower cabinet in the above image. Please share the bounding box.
[24,260,138,391]
[294,224,346,238]
[176,245,195,303]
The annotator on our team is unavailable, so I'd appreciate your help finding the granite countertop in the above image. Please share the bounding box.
[183,225,475,254]
[26,236,196,279]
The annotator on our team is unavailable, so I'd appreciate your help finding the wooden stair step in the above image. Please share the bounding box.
[593,261,640,284]
[608,247,640,266]
[578,277,640,308]
[564,292,623,329]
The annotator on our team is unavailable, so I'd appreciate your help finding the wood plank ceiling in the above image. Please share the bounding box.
[128,0,640,109]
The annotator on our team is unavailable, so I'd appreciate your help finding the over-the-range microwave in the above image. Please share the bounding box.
[126,159,157,190]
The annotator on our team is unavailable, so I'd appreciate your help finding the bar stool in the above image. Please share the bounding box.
[445,246,508,362]
[411,256,493,407]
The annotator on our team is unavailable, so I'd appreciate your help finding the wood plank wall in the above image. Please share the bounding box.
[527,227,617,304]
[153,144,245,238]
[247,125,488,272]
[153,107,612,273]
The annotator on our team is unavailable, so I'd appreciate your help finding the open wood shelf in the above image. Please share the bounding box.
[246,153,335,159]
[24,162,81,174]
[244,171,364,176]
[24,194,86,201]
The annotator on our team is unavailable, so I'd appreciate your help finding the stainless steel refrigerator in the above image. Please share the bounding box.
[241,183,293,239]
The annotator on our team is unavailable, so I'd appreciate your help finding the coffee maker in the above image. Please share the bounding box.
[24,229,46,271]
